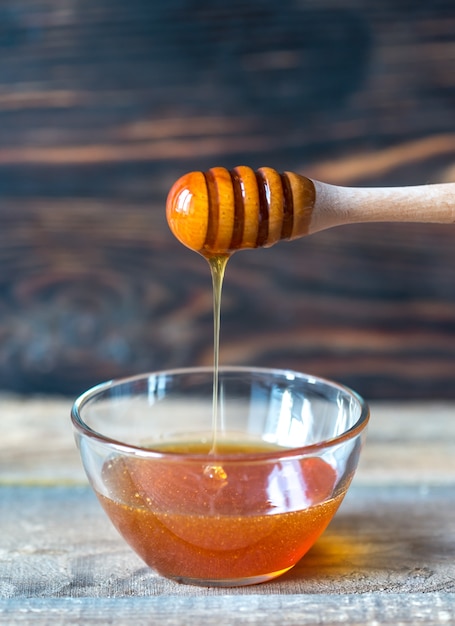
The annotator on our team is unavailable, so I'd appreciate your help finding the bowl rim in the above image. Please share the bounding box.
[70,365,370,461]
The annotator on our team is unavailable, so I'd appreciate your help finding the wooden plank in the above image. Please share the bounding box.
[2,199,455,400]
[0,481,455,626]
[1,593,455,626]
[357,402,455,485]
[0,487,455,623]
[2,398,455,622]
[0,0,451,181]
[1,482,455,599]
[2,396,455,485]
[0,1,454,400]
[0,395,85,484]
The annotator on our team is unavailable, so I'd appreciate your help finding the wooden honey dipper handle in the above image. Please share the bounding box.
[166,166,455,256]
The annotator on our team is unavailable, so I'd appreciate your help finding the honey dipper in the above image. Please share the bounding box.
[166,165,455,256]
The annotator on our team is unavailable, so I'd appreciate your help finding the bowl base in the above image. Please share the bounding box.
[168,566,295,587]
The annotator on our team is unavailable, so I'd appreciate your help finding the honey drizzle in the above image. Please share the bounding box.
[207,254,229,456]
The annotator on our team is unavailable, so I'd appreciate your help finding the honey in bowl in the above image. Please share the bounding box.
[97,439,343,584]
[72,366,368,586]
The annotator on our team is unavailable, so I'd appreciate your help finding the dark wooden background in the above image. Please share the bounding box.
[0,0,454,399]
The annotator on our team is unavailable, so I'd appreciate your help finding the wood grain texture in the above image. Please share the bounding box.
[1,483,455,598]
[1,594,455,626]
[0,1,454,398]
[1,396,455,623]
[2,395,455,486]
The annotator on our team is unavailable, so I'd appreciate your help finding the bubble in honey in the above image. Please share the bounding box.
[203,464,228,482]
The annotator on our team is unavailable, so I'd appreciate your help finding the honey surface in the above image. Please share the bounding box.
[97,441,344,582]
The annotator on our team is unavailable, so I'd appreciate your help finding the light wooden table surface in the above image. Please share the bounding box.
[1,396,455,625]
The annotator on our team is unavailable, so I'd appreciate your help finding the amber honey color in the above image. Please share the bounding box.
[97,440,345,584]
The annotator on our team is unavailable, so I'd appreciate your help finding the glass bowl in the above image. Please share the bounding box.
[71,366,369,587]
